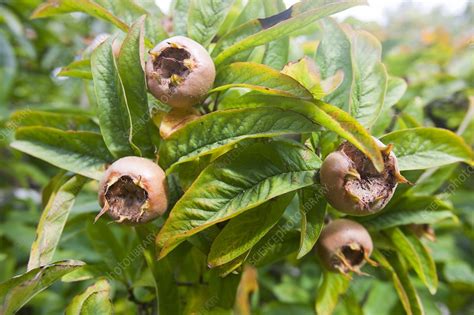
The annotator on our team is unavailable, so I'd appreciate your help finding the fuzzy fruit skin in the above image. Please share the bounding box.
[317,219,373,273]
[159,108,201,139]
[146,36,216,108]
[320,138,401,215]
[98,156,168,223]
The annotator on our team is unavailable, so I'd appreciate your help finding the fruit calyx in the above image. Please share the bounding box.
[340,142,401,210]
[332,242,378,277]
[317,219,377,277]
[146,36,216,108]
[96,175,149,223]
[97,156,168,224]
[150,44,194,91]
[321,139,408,215]
[408,223,436,241]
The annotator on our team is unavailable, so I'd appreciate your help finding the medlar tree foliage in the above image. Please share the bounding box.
[0,0,473,314]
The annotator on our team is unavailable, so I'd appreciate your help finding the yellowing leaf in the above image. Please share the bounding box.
[234,265,258,315]
[212,62,313,99]
[281,57,343,99]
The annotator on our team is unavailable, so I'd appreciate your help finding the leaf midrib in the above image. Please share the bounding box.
[160,169,316,251]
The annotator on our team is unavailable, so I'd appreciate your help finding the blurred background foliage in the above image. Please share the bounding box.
[0,0,473,314]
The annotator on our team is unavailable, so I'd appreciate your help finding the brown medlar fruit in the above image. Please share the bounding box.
[146,36,216,108]
[320,138,407,216]
[159,107,201,139]
[408,224,436,241]
[97,156,168,224]
[316,219,376,275]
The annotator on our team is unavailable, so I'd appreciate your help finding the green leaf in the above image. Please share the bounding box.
[315,271,350,315]
[208,193,294,267]
[86,220,130,283]
[9,110,99,132]
[211,22,261,65]
[316,19,388,127]
[232,0,264,27]
[95,0,148,24]
[408,164,458,196]
[212,62,312,99]
[380,127,474,170]
[0,260,84,315]
[159,107,320,171]
[31,0,129,32]
[42,171,67,208]
[11,127,113,180]
[187,226,220,257]
[362,282,398,315]
[91,37,135,158]
[0,33,17,107]
[171,0,190,36]
[385,228,437,294]
[215,252,248,277]
[405,230,438,294]
[135,225,181,315]
[61,265,103,283]
[215,0,243,38]
[388,195,453,212]
[65,279,112,315]
[297,185,326,259]
[246,222,300,267]
[340,289,364,315]
[374,250,424,315]
[57,59,92,80]
[187,0,234,47]
[0,7,35,61]
[225,94,385,171]
[443,261,474,290]
[349,30,388,128]
[138,1,164,16]
[362,210,455,231]
[214,0,366,66]
[383,76,407,110]
[315,18,351,112]
[154,257,181,313]
[261,0,288,70]
[28,175,88,270]
[117,17,155,157]
[156,141,321,258]
[261,36,288,70]
[139,4,168,44]
[0,7,23,39]
[216,32,282,67]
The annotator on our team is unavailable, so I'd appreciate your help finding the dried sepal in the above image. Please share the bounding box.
[316,219,374,276]
[97,157,168,224]
[320,137,407,215]
[146,36,216,108]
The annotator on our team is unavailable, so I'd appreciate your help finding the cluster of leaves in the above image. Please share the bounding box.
[0,0,473,314]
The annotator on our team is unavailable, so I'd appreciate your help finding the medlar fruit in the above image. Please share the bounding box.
[159,107,201,139]
[320,138,407,215]
[408,224,436,241]
[146,36,216,108]
[317,219,376,275]
[97,156,168,224]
